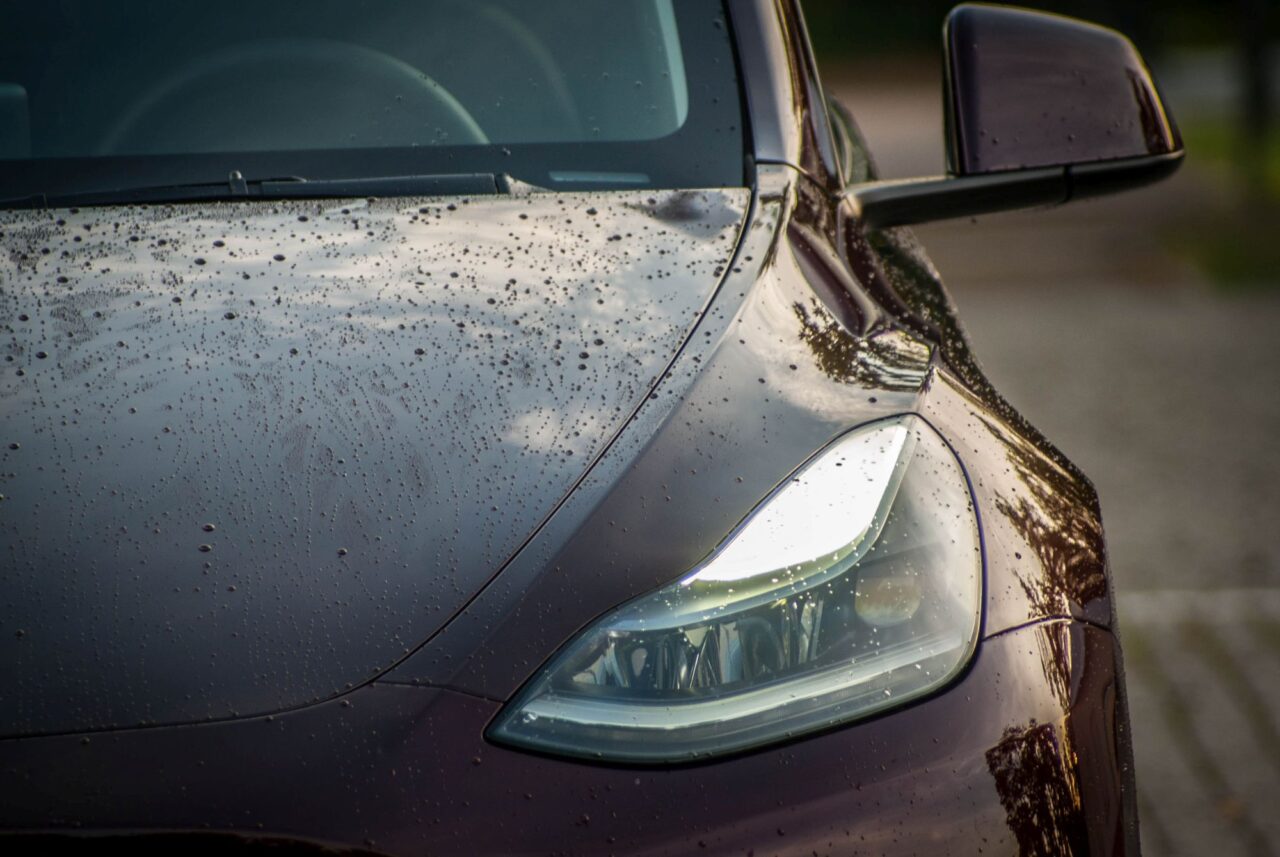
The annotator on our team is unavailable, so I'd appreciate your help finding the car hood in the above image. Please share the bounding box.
[0,188,748,736]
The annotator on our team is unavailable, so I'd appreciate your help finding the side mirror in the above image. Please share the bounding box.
[849,3,1183,229]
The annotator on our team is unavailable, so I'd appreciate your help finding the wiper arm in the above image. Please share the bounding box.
[3,171,508,209]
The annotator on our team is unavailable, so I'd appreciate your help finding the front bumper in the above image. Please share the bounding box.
[0,619,1137,856]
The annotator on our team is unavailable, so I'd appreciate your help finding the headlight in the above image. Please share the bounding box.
[487,415,982,762]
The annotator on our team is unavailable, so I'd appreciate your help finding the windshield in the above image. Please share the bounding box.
[0,0,743,205]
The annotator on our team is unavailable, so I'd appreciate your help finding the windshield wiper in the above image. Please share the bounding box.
[2,171,509,209]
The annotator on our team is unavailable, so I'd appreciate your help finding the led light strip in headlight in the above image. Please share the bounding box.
[488,415,983,762]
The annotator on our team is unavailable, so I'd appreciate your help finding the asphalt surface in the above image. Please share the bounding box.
[827,67,1280,856]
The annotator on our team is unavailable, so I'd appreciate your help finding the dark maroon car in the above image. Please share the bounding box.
[0,1,1181,854]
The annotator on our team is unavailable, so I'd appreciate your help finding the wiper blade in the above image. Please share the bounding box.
[3,171,508,209]
[254,173,509,198]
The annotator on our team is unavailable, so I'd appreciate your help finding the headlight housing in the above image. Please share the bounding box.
[488,415,982,762]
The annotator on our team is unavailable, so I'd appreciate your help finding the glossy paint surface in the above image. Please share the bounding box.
[945,4,1181,174]
[388,167,934,698]
[852,221,1116,633]
[388,158,1114,701]
[0,620,1133,856]
[0,189,747,736]
[0,0,1144,851]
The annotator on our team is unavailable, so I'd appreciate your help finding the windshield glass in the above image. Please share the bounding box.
[0,0,743,204]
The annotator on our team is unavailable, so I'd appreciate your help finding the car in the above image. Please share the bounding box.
[0,1,1181,854]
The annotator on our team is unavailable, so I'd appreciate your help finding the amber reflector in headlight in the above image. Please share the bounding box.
[488,415,982,762]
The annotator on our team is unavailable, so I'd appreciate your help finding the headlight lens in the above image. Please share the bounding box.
[488,415,982,762]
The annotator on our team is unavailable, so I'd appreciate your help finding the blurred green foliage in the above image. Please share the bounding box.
[800,0,1268,61]
[1172,119,1280,290]
[1182,121,1280,198]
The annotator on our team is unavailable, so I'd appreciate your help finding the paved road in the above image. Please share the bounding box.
[827,68,1280,856]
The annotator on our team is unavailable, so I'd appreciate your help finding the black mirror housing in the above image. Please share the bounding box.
[945,3,1180,175]
[849,3,1184,229]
